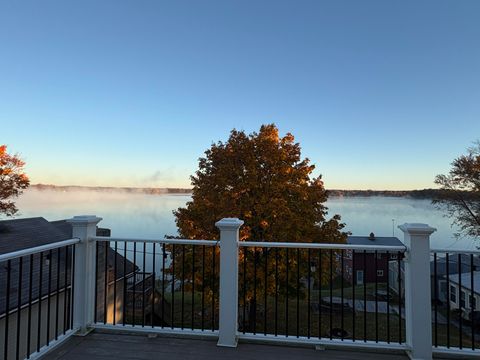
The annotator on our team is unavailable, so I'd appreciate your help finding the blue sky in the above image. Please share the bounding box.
[1,1,479,190]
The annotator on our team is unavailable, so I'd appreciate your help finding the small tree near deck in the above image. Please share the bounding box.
[0,145,30,217]
[171,124,347,329]
[434,142,480,239]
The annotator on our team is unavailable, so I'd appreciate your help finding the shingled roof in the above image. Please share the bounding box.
[0,217,72,254]
[0,217,136,316]
[347,235,405,248]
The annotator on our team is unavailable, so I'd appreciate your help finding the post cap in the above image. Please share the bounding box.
[398,223,436,236]
[215,218,244,229]
[67,215,103,226]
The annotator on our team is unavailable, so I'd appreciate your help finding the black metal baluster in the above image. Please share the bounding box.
[471,253,475,350]
[264,248,268,336]
[55,248,60,340]
[104,243,108,325]
[211,246,216,331]
[275,247,278,337]
[37,252,43,351]
[375,250,378,343]
[142,243,146,327]
[352,250,356,342]
[181,244,185,330]
[70,245,76,330]
[171,244,175,329]
[4,259,11,360]
[16,257,23,360]
[122,241,127,326]
[114,242,118,326]
[318,249,322,339]
[133,242,137,326]
[242,247,247,334]
[329,249,333,340]
[397,252,402,344]
[253,247,257,335]
[162,243,166,329]
[27,254,33,357]
[191,245,195,330]
[458,254,462,349]
[386,251,390,344]
[285,248,289,337]
[46,250,52,345]
[434,253,438,347]
[446,253,450,348]
[151,243,156,328]
[296,248,300,338]
[307,249,311,339]
[63,247,68,334]
[363,250,367,342]
[201,245,205,331]
[94,242,99,324]
[340,249,345,341]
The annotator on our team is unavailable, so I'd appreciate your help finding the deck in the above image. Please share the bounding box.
[43,331,409,360]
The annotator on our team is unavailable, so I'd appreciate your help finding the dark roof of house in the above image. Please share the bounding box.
[0,217,135,316]
[0,217,72,254]
[430,253,480,276]
[346,236,405,248]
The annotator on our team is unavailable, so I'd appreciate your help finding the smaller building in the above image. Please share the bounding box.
[343,235,404,285]
[447,271,480,319]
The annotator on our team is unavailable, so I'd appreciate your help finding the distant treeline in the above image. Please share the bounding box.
[30,184,478,200]
[31,184,192,194]
[327,188,479,200]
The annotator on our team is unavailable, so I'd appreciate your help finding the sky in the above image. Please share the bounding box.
[1,1,479,190]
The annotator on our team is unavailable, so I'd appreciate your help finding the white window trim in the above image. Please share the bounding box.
[356,270,364,285]
[470,294,477,310]
[460,290,466,308]
[450,285,457,304]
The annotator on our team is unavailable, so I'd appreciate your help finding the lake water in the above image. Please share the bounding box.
[13,188,478,251]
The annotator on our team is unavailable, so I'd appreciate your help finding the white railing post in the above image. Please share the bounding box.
[215,217,244,347]
[67,215,103,334]
[399,223,436,360]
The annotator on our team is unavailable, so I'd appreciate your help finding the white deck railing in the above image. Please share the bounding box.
[3,215,480,360]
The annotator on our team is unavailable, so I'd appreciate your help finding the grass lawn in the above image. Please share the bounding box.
[124,282,480,350]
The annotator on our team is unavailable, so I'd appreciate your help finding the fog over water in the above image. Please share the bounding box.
[13,189,478,251]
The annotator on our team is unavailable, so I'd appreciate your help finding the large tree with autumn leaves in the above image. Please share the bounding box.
[170,125,347,329]
[174,124,346,243]
[0,145,30,217]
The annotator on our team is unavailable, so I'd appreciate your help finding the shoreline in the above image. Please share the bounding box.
[29,184,450,199]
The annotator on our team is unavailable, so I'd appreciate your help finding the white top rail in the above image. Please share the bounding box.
[92,236,407,251]
[239,241,406,251]
[0,238,80,263]
[91,236,219,246]
[431,248,480,255]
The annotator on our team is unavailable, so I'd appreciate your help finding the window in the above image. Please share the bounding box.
[376,253,382,260]
[450,285,457,303]
[470,295,477,310]
[461,290,466,308]
[377,270,384,277]
[356,270,364,285]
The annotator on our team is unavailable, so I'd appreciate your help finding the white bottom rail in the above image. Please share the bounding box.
[92,323,219,339]
[26,329,78,360]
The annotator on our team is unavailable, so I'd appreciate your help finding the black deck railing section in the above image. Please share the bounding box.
[0,241,76,360]
[93,239,219,332]
[431,250,480,351]
[238,245,405,344]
